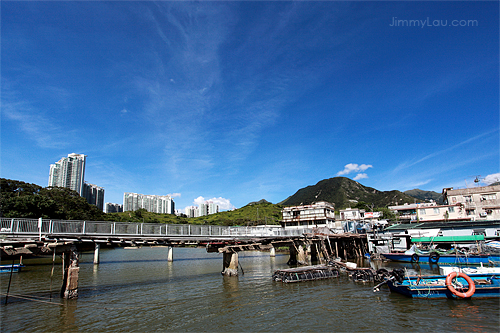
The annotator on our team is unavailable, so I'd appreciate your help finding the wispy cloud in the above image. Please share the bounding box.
[2,93,74,149]
[393,129,499,174]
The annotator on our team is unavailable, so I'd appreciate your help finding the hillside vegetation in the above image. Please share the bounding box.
[1,178,104,220]
[404,189,443,204]
[104,200,281,226]
[280,177,418,209]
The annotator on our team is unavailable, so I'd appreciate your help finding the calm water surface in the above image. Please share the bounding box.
[1,247,499,332]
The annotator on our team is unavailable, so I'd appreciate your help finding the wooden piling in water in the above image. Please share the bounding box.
[61,245,79,299]
[221,251,239,276]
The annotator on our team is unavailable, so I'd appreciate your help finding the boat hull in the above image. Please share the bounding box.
[0,264,24,273]
[387,273,500,299]
[382,253,499,265]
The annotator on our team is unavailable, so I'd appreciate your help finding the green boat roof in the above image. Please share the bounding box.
[412,235,484,243]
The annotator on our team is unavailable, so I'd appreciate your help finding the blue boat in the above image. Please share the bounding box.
[0,264,25,273]
[381,252,497,265]
[385,271,500,299]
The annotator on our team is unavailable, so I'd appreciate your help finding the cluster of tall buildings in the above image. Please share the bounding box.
[184,202,219,218]
[48,153,222,217]
[48,153,105,211]
[48,153,179,215]
[123,192,175,214]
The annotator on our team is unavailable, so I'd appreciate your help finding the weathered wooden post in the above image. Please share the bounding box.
[269,246,276,257]
[297,244,307,265]
[61,245,79,299]
[221,250,238,276]
[287,244,298,265]
[93,243,100,265]
[167,246,173,262]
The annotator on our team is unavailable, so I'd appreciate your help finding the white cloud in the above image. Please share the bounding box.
[192,196,235,210]
[193,196,206,206]
[353,173,368,181]
[337,163,373,176]
[484,173,500,185]
[169,193,181,198]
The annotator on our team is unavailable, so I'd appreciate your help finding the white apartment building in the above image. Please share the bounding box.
[197,202,219,217]
[338,208,382,221]
[49,153,87,196]
[185,206,199,218]
[281,201,336,229]
[443,185,500,221]
[389,201,469,222]
[123,192,175,214]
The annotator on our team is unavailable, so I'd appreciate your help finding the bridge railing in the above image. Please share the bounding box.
[0,218,309,238]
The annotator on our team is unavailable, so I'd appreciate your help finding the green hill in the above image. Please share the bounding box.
[279,177,418,209]
[105,200,282,226]
[404,189,443,204]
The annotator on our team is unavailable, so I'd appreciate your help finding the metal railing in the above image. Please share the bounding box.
[0,218,310,239]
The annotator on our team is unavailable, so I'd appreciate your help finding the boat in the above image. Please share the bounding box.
[381,252,496,265]
[380,268,500,299]
[439,264,500,276]
[0,264,25,273]
[382,244,500,265]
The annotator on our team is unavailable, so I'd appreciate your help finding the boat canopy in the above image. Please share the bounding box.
[412,235,484,243]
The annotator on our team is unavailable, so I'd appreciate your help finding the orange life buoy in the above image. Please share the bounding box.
[445,272,475,298]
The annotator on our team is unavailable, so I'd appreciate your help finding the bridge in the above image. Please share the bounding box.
[0,218,368,299]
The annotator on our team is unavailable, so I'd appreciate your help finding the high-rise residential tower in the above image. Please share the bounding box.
[48,153,87,196]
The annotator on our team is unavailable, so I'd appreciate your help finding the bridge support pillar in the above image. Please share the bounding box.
[167,246,173,262]
[310,242,319,263]
[287,245,297,265]
[270,246,276,257]
[61,245,79,299]
[93,243,100,265]
[221,251,238,276]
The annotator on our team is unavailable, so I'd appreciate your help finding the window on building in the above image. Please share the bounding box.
[465,196,472,203]
[448,207,455,213]
[481,194,497,201]
[419,209,426,215]
[293,211,300,217]
[466,209,475,216]
[433,208,439,214]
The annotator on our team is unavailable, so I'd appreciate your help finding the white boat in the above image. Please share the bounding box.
[439,263,500,276]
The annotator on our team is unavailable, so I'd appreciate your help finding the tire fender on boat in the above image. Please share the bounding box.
[429,252,440,263]
[411,254,419,262]
[445,272,475,298]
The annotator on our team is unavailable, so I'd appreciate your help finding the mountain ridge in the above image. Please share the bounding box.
[279,177,426,209]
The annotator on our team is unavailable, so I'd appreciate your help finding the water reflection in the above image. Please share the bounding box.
[1,248,498,332]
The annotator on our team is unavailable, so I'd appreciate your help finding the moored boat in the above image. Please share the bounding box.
[381,252,496,265]
[0,264,25,273]
[383,270,500,299]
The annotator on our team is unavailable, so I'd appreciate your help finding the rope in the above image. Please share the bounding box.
[0,292,63,306]
[0,292,189,311]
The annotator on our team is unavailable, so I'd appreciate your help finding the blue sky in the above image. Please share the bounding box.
[2,1,499,212]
